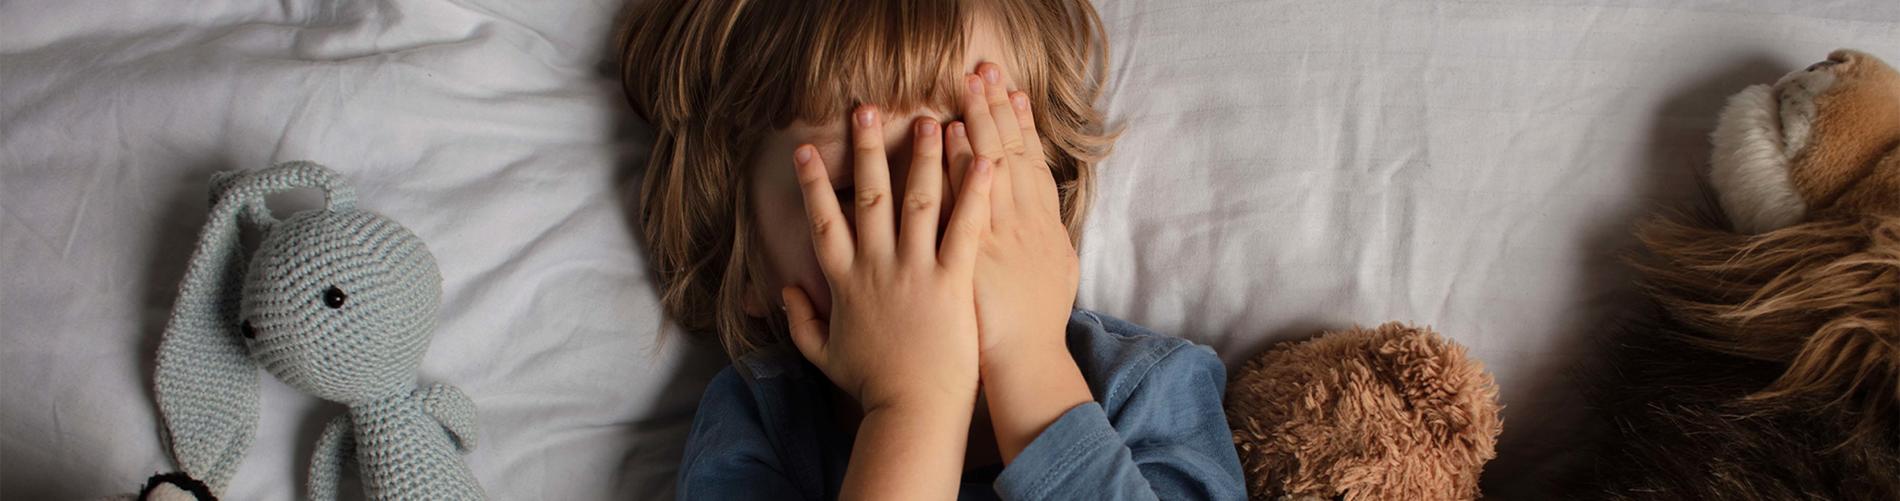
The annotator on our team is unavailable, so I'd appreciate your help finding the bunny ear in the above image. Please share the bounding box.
[154,171,264,493]
[153,161,355,493]
[256,161,355,213]
[227,161,358,228]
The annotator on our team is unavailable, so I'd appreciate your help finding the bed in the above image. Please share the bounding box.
[4,0,1896,498]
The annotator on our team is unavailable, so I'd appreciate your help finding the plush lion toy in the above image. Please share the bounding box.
[1226,323,1503,500]
[1582,48,1900,499]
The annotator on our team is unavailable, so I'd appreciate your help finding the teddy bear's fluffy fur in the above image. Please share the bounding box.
[1225,323,1501,501]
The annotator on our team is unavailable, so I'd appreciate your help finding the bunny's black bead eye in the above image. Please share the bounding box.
[322,285,348,309]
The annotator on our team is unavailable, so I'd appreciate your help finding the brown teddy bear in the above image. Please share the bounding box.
[1581,48,1899,498]
[1226,323,1504,500]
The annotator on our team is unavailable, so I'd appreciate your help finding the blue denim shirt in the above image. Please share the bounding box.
[676,310,1246,500]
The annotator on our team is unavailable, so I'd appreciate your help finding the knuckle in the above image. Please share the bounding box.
[808,216,836,236]
[1001,138,1027,156]
[988,217,1014,234]
[855,188,887,208]
[820,264,850,282]
[852,141,883,156]
[904,193,939,214]
[888,270,920,287]
[971,177,993,195]
[951,217,987,237]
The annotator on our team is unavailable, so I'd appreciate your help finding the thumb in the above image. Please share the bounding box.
[781,286,828,368]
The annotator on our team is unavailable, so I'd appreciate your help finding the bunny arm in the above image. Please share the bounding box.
[346,396,487,500]
[417,384,478,452]
[306,414,355,501]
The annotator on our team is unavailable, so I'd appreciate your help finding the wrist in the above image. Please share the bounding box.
[973,331,1093,463]
[980,334,1071,375]
[860,383,977,417]
[858,394,976,441]
[843,389,975,500]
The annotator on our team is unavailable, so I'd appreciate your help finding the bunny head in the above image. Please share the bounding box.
[154,162,443,493]
[241,199,441,403]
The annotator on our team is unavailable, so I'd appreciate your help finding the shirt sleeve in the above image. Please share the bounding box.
[991,343,1247,501]
[675,368,803,500]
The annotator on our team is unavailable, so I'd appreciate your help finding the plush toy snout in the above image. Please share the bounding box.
[1711,49,1900,233]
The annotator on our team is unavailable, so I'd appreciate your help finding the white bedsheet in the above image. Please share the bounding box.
[4,0,1896,499]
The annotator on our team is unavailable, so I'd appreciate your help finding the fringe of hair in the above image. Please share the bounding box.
[1631,213,1900,444]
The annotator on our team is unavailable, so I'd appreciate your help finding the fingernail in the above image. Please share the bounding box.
[856,107,876,127]
[966,75,984,95]
[919,120,938,136]
[794,145,813,164]
[1011,93,1028,111]
[973,157,991,173]
[983,66,1002,85]
[949,122,965,138]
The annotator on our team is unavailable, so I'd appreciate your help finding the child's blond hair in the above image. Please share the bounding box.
[616,0,1113,360]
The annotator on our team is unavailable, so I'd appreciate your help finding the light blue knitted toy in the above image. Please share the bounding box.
[154,162,485,500]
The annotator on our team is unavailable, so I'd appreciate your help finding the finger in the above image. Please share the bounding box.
[794,144,854,275]
[959,75,1014,220]
[989,65,1056,212]
[939,156,994,270]
[1007,90,1049,175]
[850,105,895,258]
[781,286,829,369]
[1009,91,1060,210]
[946,121,971,200]
[978,63,1029,163]
[899,118,945,262]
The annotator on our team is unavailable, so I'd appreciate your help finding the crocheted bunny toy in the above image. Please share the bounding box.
[154,162,484,500]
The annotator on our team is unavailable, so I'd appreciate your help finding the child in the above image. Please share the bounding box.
[616,1,1245,499]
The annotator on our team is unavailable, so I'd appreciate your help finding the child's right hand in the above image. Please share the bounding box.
[781,105,997,414]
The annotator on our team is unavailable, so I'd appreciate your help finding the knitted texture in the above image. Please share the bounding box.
[155,162,484,500]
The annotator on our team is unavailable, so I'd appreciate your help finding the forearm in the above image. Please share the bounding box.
[839,399,975,500]
[981,338,1094,463]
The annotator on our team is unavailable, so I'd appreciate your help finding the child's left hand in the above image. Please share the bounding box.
[948,62,1095,462]
[948,63,1081,363]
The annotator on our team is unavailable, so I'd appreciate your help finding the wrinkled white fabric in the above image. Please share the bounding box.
[4,0,1896,499]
